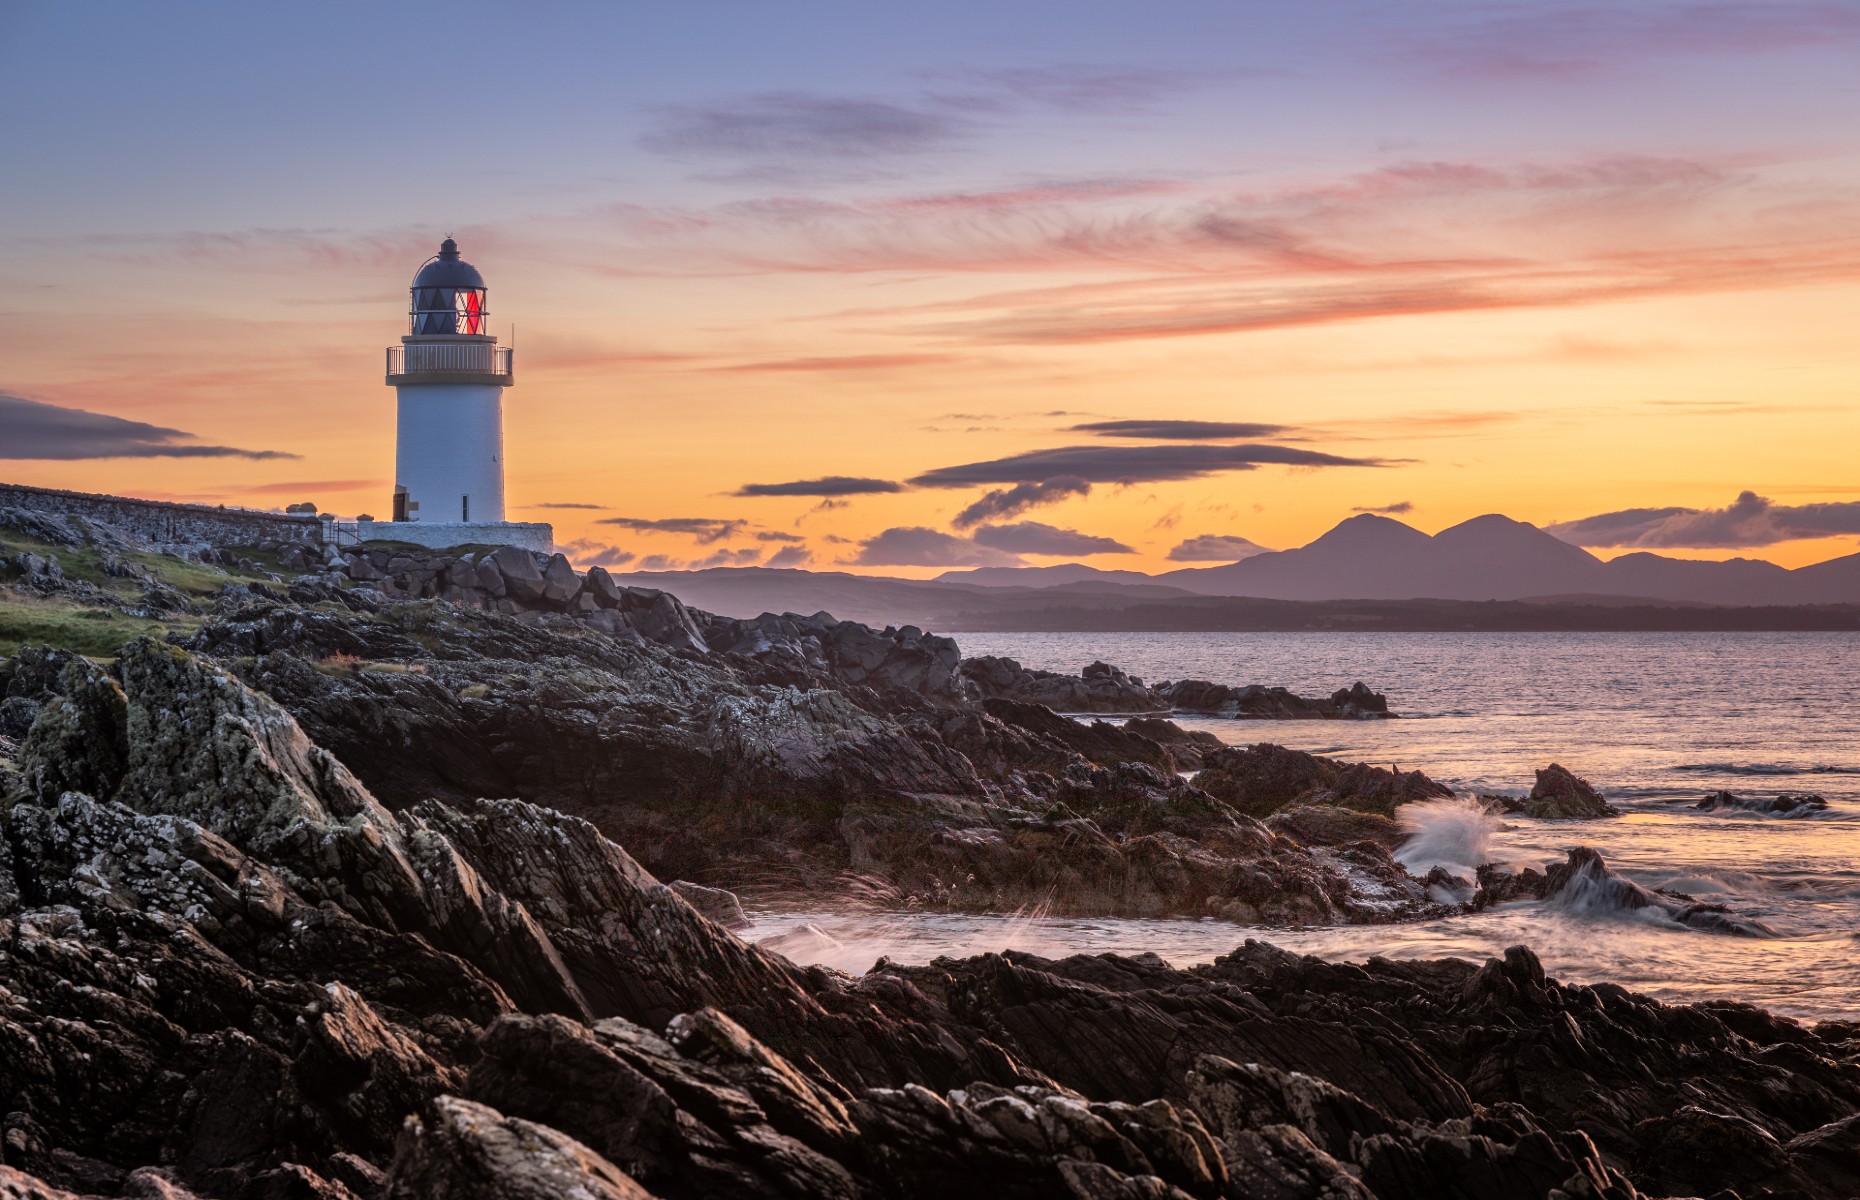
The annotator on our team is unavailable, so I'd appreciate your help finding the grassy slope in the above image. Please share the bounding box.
[0,522,288,658]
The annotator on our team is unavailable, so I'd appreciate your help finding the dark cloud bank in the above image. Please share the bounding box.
[0,394,294,461]
[913,443,1387,487]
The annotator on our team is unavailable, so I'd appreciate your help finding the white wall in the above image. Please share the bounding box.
[356,519,552,552]
[394,381,506,523]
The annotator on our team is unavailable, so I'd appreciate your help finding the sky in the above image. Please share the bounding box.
[3,1,1859,576]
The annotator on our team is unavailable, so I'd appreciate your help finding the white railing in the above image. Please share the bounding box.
[387,344,513,376]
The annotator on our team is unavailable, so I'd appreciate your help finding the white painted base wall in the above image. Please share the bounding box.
[394,382,506,523]
[356,520,552,552]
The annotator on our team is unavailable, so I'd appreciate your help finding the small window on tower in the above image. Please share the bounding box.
[462,495,470,522]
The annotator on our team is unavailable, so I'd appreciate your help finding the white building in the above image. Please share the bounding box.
[359,238,551,552]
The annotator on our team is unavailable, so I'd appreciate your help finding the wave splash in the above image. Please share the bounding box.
[1395,798,1498,878]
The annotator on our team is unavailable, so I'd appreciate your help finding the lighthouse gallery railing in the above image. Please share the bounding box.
[386,344,513,376]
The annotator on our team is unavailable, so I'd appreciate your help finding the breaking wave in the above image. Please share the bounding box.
[1395,798,1498,878]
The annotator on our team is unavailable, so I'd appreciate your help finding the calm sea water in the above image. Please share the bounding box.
[747,632,1860,1023]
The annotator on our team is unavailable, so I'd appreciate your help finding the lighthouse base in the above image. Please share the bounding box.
[355,519,553,554]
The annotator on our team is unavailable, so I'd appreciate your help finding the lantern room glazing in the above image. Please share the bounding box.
[409,237,490,335]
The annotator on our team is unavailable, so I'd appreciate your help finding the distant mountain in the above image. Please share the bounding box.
[1152,513,1854,606]
[935,563,1171,588]
[613,516,1860,627]
[608,566,1193,628]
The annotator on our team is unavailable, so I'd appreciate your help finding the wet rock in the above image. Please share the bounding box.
[961,656,1164,713]
[1163,679,1390,720]
[1494,762,1618,819]
[1696,790,1829,816]
[1191,743,1452,819]
[1541,846,1776,937]
[385,1095,657,1199]
[666,881,750,930]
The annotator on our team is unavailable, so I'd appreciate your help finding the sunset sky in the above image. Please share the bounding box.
[3,1,1859,575]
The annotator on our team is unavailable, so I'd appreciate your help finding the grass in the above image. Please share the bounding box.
[0,593,198,658]
[0,518,285,658]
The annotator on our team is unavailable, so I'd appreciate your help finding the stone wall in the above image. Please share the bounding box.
[354,519,552,553]
[0,482,321,547]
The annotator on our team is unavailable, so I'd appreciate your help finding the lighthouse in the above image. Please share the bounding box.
[366,238,550,552]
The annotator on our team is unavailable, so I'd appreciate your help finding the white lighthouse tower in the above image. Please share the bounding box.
[365,238,550,551]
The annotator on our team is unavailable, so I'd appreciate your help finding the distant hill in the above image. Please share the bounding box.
[1146,513,1860,606]
[935,563,1173,588]
[614,513,1860,628]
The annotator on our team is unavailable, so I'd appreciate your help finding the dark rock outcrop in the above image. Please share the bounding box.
[0,640,1855,1199]
[1540,846,1777,937]
[1489,763,1618,820]
[1163,679,1390,720]
[171,601,1440,925]
[1696,789,1830,817]
[961,656,1164,713]
[1191,743,1454,820]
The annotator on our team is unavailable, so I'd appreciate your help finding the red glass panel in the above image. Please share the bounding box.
[455,289,485,335]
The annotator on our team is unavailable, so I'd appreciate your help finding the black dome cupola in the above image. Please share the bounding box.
[409,238,489,335]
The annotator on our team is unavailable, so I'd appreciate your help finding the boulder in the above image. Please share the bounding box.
[385,1096,657,1200]
[1496,763,1616,819]
[540,554,581,605]
[584,567,623,608]
[666,880,751,930]
[490,546,545,604]
[1696,790,1829,816]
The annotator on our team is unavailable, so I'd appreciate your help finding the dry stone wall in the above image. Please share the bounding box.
[0,482,320,548]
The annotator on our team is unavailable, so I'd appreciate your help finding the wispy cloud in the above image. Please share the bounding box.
[1166,533,1274,562]
[638,92,971,181]
[559,538,637,569]
[1073,419,1295,440]
[764,545,813,569]
[0,394,296,461]
[925,62,1226,114]
[710,353,957,374]
[1353,501,1414,515]
[849,526,1024,568]
[1548,490,1860,549]
[1398,3,1860,80]
[971,521,1134,556]
[732,476,905,498]
[951,477,1092,528]
[914,443,1388,487]
[598,516,748,544]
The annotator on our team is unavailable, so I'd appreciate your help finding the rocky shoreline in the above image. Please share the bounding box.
[2,516,1855,1197]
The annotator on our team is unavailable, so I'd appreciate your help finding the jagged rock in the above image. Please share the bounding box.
[1494,762,1617,819]
[1191,743,1453,819]
[1163,679,1390,720]
[2,571,1855,1200]
[666,881,750,930]
[385,1096,657,1199]
[1541,846,1775,937]
[962,655,1164,713]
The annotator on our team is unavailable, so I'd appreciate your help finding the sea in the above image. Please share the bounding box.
[744,631,1860,1023]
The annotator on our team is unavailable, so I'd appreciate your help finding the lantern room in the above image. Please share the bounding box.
[409,237,489,335]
